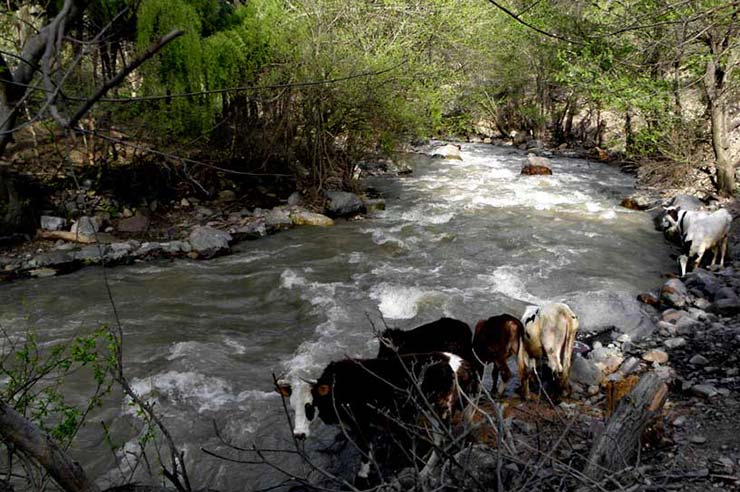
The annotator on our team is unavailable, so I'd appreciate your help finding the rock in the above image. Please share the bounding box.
[74,245,108,263]
[672,415,687,427]
[667,194,704,211]
[690,383,719,399]
[231,218,267,239]
[689,435,707,444]
[692,297,711,310]
[684,270,721,297]
[105,242,135,261]
[218,190,236,202]
[263,207,293,232]
[188,226,232,259]
[664,337,686,349]
[29,267,57,278]
[660,278,689,308]
[511,131,529,145]
[71,216,101,236]
[161,241,191,254]
[620,192,657,211]
[674,316,701,335]
[715,286,740,302]
[40,216,67,231]
[291,210,334,227]
[180,198,190,208]
[430,143,462,160]
[521,154,553,175]
[449,445,515,490]
[709,298,740,316]
[637,292,659,307]
[661,309,685,323]
[117,212,150,233]
[324,191,366,218]
[689,354,709,366]
[195,206,215,219]
[570,354,604,386]
[616,357,641,376]
[29,250,74,268]
[122,208,134,218]
[643,349,669,364]
[565,290,656,339]
[287,192,303,207]
[135,242,163,257]
[363,198,386,212]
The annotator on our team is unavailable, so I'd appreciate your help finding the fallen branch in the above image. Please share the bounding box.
[37,230,96,244]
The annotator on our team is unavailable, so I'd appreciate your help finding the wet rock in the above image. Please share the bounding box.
[363,198,386,212]
[620,192,656,211]
[40,216,67,231]
[29,250,74,268]
[117,211,150,233]
[188,226,232,259]
[161,241,191,255]
[690,354,710,366]
[324,191,366,218]
[75,245,108,263]
[431,143,462,160]
[660,278,690,308]
[291,210,334,227]
[263,207,293,231]
[521,154,553,175]
[643,349,669,364]
[637,292,659,307]
[661,309,684,323]
[71,216,101,236]
[136,242,163,257]
[664,337,686,349]
[570,354,604,386]
[106,242,136,261]
[29,267,57,278]
[231,218,267,239]
[691,383,719,399]
[684,270,721,297]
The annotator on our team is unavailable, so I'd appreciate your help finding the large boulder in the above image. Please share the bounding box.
[324,191,366,217]
[40,216,67,231]
[71,216,101,236]
[430,144,463,160]
[188,226,231,258]
[620,192,657,211]
[521,154,553,175]
[570,354,604,386]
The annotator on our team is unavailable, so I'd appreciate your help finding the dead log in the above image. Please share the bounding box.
[0,399,100,492]
[37,230,96,244]
[583,372,668,481]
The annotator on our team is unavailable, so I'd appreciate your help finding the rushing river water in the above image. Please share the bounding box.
[0,144,674,490]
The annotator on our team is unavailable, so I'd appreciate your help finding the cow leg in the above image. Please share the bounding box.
[420,424,443,479]
[693,247,705,271]
[720,236,728,267]
[497,357,512,395]
[355,443,374,489]
[490,364,500,394]
[517,344,530,399]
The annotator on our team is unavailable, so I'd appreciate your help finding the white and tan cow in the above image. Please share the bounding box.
[275,352,477,486]
[517,302,579,399]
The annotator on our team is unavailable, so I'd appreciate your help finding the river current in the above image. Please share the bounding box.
[0,144,673,490]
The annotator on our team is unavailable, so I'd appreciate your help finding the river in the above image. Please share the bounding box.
[0,143,673,490]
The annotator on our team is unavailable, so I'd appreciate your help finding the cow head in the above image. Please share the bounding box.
[275,377,321,440]
[521,305,540,329]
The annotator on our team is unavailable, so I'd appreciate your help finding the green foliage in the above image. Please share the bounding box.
[1,326,115,446]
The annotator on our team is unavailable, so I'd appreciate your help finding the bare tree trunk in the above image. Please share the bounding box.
[583,372,668,482]
[0,400,100,492]
[708,93,734,195]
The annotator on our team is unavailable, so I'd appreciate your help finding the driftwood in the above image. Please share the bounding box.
[0,400,100,492]
[37,229,96,243]
[584,372,668,481]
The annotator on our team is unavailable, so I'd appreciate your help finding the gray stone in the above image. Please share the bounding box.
[263,207,293,231]
[29,268,57,278]
[710,298,740,316]
[122,208,134,218]
[684,270,721,297]
[71,216,101,236]
[218,190,236,202]
[188,226,231,258]
[449,445,515,490]
[660,278,689,308]
[324,191,366,218]
[117,212,150,233]
[30,251,73,268]
[570,354,604,386]
[75,245,108,263]
[674,316,702,335]
[715,287,740,302]
[287,192,303,207]
[690,354,709,366]
[136,242,163,257]
[430,143,462,160]
[521,154,553,175]
[616,357,641,376]
[689,435,707,444]
[231,219,267,239]
[664,337,687,349]
[691,383,719,399]
[40,216,67,231]
[105,242,135,261]
[672,415,687,427]
[161,241,191,254]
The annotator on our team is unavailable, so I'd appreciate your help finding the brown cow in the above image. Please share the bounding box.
[473,314,523,394]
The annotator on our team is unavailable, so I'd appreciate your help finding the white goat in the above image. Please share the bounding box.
[677,208,732,276]
[664,207,710,246]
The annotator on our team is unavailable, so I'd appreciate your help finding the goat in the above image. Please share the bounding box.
[517,303,579,399]
[676,208,732,276]
[472,314,523,394]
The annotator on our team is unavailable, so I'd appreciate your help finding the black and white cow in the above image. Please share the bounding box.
[275,352,476,484]
[376,317,482,376]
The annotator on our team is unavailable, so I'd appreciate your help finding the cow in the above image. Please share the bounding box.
[472,314,523,394]
[377,317,482,375]
[275,352,476,486]
[517,302,579,399]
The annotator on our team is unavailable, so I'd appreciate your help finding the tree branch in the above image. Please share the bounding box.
[66,29,183,129]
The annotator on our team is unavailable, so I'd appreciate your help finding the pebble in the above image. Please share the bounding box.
[691,384,719,399]
[664,337,687,349]
[643,349,669,364]
[672,415,687,427]
[689,435,707,444]
[690,354,710,366]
